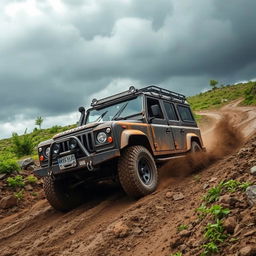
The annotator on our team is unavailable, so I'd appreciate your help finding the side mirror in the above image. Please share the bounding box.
[78,106,86,126]
[151,104,161,117]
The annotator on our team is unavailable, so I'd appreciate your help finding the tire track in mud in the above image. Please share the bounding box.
[0,102,255,256]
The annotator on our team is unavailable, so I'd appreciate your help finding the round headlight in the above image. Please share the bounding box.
[52,143,60,154]
[69,139,77,150]
[45,147,50,157]
[97,132,107,144]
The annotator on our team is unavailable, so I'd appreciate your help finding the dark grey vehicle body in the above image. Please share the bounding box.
[34,86,204,208]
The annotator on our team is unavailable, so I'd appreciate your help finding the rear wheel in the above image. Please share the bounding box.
[43,176,84,212]
[118,146,158,198]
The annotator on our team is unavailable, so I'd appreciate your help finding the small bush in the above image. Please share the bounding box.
[204,184,222,203]
[12,130,34,157]
[26,175,38,184]
[14,190,24,200]
[7,175,25,188]
[0,159,20,174]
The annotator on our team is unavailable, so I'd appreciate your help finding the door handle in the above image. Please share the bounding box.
[180,129,185,133]
[166,128,171,133]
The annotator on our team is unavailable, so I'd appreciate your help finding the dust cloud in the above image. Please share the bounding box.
[159,115,243,183]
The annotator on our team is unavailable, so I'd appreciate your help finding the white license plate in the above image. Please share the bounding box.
[58,154,77,170]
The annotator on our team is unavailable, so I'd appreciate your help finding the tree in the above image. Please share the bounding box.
[210,80,218,90]
[35,116,43,129]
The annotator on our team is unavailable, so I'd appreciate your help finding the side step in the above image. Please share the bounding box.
[155,155,186,163]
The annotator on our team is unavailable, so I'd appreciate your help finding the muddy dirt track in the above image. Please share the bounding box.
[0,101,255,256]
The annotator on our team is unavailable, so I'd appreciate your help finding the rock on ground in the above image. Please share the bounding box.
[0,195,18,209]
[246,185,256,206]
[18,158,35,170]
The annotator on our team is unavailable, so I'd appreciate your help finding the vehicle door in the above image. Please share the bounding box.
[163,101,187,150]
[176,104,197,150]
[146,97,175,152]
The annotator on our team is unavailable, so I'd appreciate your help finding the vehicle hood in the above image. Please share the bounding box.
[53,122,103,139]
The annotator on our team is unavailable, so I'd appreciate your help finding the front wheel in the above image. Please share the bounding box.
[118,146,158,198]
[43,176,83,212]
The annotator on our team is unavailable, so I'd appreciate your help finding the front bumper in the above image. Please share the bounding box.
[34,149,120,178]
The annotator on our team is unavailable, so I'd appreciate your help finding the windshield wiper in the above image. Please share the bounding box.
[94,111,108,122]
[112,102,128,120]
[114,112,143,121]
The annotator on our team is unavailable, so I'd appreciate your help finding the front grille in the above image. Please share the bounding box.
[41,131,94,167]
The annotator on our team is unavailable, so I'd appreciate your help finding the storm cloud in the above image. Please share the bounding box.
[0,0,256,138]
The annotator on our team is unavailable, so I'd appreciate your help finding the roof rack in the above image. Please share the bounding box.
[138,85,186,102]
[91,85,186,107]
[91,86,137,107]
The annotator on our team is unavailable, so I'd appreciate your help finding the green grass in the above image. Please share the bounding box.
[188,81,256,111]
[0,124,76,164]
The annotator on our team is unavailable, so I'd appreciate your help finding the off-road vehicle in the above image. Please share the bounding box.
[34,86,205,211]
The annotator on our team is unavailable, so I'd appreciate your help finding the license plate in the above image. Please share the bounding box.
[58,154,77,170]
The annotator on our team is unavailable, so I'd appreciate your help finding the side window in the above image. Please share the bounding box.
[147,98,164,119]
[177,105,194,122]
[164,102,179,121]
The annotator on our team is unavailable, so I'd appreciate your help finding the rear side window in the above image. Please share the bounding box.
[177,105,194,122]
[164,102,179,121]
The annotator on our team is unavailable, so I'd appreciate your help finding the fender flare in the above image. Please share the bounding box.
[120,130,151,149]
[186,133,202,150]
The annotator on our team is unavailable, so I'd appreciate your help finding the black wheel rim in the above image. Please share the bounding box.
[138,157,152,185]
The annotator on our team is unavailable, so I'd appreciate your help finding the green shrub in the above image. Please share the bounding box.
[0,159,20,174]
[14,190,24,200]
[12,129,34,157]
[7,175,25,188]
[204,184,223,203]
[26,175,38,184]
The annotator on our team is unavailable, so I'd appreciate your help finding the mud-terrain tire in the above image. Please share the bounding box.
[190,141,202,153]
[43,176,83,212]
[118,146,158,198]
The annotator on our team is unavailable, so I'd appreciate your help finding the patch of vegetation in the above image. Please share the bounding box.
[170,252,182,256]
[26,175,38,184]
[14,190,24,200]
[31,192,38,197]
[0,124,76,162]
[0,158,20,174]
[12,130,34,157]
[188,81,256,111]
[7,175,25,188]
[203,180,251,203]
[177,224,188,232]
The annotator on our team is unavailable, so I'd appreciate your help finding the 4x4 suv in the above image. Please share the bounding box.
[34,86,205,211]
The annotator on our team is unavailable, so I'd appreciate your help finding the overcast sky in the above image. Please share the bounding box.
[0,0,256,138]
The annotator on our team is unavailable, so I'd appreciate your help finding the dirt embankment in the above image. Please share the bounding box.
[0,102,255,256]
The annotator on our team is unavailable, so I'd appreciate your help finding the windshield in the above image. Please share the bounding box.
[86,95,143,124]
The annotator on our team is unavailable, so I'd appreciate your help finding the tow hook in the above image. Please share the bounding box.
[87,160,94,171]
[48,169,55,180]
